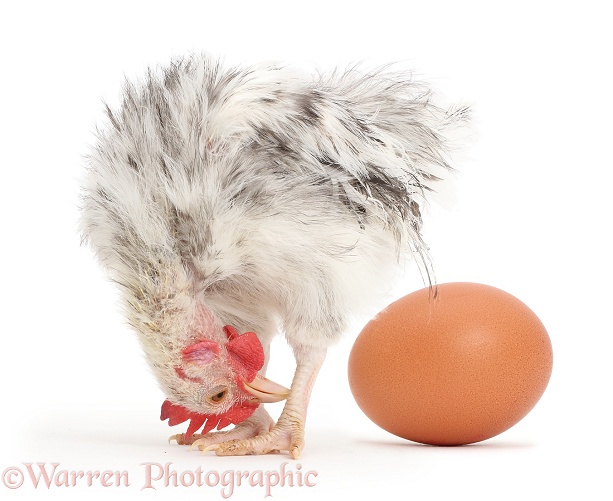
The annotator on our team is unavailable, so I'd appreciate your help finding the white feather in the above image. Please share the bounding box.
[79,53,468,410]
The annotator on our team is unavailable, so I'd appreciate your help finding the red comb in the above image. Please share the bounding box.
[161,399,258,441]
[162,325,265,440]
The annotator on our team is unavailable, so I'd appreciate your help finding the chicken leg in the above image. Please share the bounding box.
[192,345,326,458]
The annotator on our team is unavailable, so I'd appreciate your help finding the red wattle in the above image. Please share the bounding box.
[223,325,239,340]
[226,331,265,382]
[162,326,265,441]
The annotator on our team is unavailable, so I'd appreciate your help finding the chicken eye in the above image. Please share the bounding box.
[209,388,228,404]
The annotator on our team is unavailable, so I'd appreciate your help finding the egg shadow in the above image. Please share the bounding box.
[355,438,536,450]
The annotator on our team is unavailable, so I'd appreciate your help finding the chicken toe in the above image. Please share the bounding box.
[171,406,275,449]
[202,413,304,457]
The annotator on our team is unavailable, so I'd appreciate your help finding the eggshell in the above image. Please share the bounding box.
[348,282,553,445]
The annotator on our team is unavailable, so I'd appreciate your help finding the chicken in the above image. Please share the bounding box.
[79,53,467,458]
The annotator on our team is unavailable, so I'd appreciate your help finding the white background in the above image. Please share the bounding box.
[1,1,611,499]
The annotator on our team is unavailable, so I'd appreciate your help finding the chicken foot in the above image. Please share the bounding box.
[192,346,326,459]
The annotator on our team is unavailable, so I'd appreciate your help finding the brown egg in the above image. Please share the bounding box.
[348,282,553,445]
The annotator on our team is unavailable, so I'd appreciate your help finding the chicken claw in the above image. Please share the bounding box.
[169,433,198,445]
[169,432,214,445]
[196,444,220,454]
[179,406,274,449]
[194,347,325,459]
[198,418,304,458]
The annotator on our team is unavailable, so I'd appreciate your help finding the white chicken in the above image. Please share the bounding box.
[79,53,467,458]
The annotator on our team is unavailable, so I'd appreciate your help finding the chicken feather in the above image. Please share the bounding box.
[79,53,468,457]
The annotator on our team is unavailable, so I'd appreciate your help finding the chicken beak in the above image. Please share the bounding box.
[243,374,290,403]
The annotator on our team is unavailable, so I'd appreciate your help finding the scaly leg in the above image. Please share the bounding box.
[192,345,326,459]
